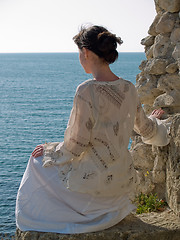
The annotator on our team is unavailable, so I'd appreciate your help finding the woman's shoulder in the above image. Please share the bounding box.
[78,79,94,87]
[76,79,94,93]
[76,78,137,95]
[120,78,137,92]
[120,78,134,86]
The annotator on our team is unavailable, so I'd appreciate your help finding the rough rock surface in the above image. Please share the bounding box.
[155,0,180,13]
[131,0,180,217]
[136,1,180,116]
[15,210,180,240]
[166,115,180,216]
[131,115,180,204]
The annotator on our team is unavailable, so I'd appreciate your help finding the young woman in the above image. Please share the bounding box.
[16,25,170,234]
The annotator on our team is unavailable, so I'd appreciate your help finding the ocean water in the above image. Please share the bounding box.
[0,52,145,237]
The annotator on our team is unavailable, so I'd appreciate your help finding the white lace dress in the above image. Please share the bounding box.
[16,78,170,234]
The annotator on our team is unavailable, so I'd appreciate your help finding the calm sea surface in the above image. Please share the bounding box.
[0,52,145,237]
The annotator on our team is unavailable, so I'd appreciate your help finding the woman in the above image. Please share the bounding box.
[16,25,170,234]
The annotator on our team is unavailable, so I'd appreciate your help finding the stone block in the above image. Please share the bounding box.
[142,104,154,115]
[136,171,155,195]
[141,36,155,47]
[166,63,178,73]
[148,13,162,36]
[131,143,154,169]
[152,170,166,183]
[153,151,166,171]
[144,58,168,75]
[156,12,176,33]
[136,74,162,105]
[170,28,180,44]
[155,0,180,13]
[172,43,180,60]
[166,114,180,216]
[157,74,180,91]
[153,34,173,58]
[153,90,180,108]
[138,60,147,71]
[145,45,154,60]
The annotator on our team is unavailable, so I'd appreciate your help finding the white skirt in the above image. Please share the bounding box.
[16,155,136,234]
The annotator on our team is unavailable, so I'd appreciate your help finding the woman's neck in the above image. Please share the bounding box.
[92,64,119,82]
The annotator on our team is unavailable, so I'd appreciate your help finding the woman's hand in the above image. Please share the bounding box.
[32,145,44,158]
[150,108,165,119]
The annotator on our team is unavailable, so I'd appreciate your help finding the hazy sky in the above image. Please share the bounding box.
[0,0,156,53]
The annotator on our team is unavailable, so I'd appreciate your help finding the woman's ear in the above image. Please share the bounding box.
[82,47,89,59]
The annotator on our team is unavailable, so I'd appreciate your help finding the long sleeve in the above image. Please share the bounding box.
[133,101,170,146]
[42,84,94,167]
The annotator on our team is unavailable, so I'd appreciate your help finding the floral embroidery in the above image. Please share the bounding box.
[40,79,168,197]
[69,138,88,148]
[86,118,93,130]
[67,150,80,157]
[89,142,108,171]
[113,122,119,136]
[59,164,72,182]
[94,137,116,162]
[83,171,97,180]
[65,137,89,157]
[105,174,113,184]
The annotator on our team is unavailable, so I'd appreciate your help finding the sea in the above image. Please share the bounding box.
[0,52,145,237]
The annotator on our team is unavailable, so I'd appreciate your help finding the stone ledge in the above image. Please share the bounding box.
[15,209,180,240]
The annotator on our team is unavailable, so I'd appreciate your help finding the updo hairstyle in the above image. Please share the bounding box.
[73,25,123,64]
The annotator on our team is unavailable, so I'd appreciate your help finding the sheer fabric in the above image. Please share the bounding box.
[42,78,170,197]
[16,78,170,233]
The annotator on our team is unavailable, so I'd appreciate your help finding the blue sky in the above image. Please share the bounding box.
[0,0,156,53]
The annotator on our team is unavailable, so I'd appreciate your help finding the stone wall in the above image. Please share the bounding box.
[130,0,180,217]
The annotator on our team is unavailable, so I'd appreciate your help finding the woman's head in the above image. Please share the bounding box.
[73,25,123,64]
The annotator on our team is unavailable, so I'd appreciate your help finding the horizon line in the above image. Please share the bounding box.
[0,51,145,54]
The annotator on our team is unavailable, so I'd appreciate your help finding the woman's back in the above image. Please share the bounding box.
[59,78,138,197]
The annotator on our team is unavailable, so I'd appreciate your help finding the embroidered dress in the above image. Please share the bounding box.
[16,78,170,234]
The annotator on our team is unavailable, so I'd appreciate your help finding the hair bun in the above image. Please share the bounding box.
[97,32,122,64]
[73,25,123,64]
[97,32,115,52]
[97,32,122,51]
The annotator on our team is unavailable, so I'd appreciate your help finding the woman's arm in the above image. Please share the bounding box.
[32,84,94,166]
[62,89,94,158]
[133,102,170,146]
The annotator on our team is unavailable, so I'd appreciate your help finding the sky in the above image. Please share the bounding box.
[0,0,156,53]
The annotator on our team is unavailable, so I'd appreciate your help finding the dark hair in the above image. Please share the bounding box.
[73,25,123,64]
